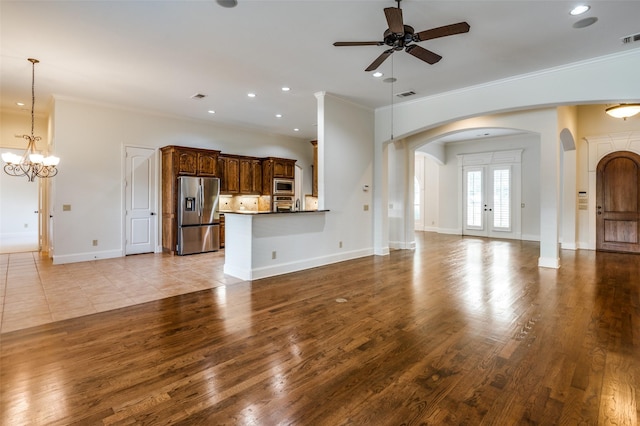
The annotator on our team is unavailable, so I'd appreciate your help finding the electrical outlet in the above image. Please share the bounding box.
[272,251,276,259]
[339,241,343,248]
[63,204,71,211]
[363,204,369,211]
[92,240,98,246]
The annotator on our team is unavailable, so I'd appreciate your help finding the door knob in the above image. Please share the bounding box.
[150,212,156,216]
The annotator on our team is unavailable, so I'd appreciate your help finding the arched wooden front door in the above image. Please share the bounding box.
[596,151,640,253]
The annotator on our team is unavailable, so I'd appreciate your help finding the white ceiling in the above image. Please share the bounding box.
[2,1,640,142]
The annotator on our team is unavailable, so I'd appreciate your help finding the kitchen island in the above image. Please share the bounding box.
[223,210,331,280]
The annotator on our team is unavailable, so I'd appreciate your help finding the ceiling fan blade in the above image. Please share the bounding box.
[415,22,470,42]
[333,41,384,47]
[405,44,442,65]
[365,49,394,72]
[384,7,404,34]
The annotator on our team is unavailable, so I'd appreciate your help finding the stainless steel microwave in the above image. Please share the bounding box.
[273,178,294,195]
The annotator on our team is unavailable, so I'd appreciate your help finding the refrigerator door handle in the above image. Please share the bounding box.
[199,183,204,217]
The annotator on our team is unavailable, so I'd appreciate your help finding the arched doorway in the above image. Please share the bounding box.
[596,151,640,253]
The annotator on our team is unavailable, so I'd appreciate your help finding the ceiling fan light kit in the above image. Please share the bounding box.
[605,103,640,120]
[333,0,470,71]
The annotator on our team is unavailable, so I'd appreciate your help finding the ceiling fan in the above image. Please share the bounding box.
[333,0,470,72]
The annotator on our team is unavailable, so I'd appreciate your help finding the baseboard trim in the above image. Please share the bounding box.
[53,249,123,265]
[224,248,374,281]
[538,256,560,269]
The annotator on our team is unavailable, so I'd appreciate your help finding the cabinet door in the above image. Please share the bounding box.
[217,157,227,192]
[252,160,262,193]
[273,159,286,177]
[226,157,240,193]
[284,161,295,178]
[198,152,217,176]
[239,158,253,193]
[262,159,273,194]
[178,150,197,175]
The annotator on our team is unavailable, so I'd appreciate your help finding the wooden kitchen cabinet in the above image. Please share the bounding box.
[218,155,240,194]
[162,146,220,178]
[198,151,218,176]
[160,145,220,254]
[261,157,296,194]
[273,158,295,178]
[239,157,262,194]
[220,155,263,195]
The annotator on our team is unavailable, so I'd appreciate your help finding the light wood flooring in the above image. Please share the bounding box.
[1,233,638,424]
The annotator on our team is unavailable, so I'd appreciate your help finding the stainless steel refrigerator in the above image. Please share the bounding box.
[177,176,220,255]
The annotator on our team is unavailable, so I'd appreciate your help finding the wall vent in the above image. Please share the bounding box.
[396,90,416,98]
[621,33,640,44]
[191,93,206,99]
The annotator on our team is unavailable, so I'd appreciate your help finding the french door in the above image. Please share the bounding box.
[463,165,515,238]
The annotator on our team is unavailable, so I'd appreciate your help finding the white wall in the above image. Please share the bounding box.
[51,98,314,264]
[414,152,439,232]
[319,93,375,256]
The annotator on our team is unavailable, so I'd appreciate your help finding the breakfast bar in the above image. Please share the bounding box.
[223,210,330,280]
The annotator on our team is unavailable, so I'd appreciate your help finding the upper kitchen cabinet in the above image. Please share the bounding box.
[198,151,218,176]
[220,155,263,195]
[239,157,262,194]
[218,155,240,194]
[161,146,220,177]
[262,157,296,195]
[273,158,295,178]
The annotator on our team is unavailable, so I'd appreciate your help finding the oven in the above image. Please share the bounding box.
[273,178,294,195]
[272,195,294,212]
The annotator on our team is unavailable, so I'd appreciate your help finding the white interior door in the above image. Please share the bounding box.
[125,146,156,255]
[463,165,515,238]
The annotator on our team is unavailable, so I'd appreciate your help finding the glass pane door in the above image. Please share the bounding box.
[463,166,512,237]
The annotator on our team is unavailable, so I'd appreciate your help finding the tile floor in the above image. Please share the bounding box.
[0,250,242,334]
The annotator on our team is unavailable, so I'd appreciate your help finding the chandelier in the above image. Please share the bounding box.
[2,58,59,182]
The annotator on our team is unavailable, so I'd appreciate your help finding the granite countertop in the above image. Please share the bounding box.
[221,209,329,215]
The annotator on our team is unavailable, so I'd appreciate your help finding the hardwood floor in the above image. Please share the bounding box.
[1,233,638,425]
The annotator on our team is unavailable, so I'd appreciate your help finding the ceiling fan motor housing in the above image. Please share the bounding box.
[384,25,415,49]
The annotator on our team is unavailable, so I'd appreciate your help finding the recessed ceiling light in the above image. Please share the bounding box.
[16,102,25,106]
[293,128,299,132]
[281,87,290,92]
[247,92,256,98]
[373,72,383,78]
[208,110,215,114]
[570,5,590,16]
[383,77,397,83]
[275,114,282,118]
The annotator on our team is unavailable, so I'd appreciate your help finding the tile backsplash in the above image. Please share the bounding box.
[219,195,271,212]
